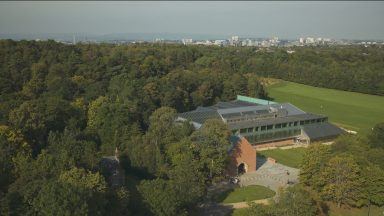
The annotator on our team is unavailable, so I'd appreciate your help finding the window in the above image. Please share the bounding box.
[255,126,259,131]
[261,126,266,131]
[282,123,287,128]
[317,119,321,123]
[311,119,316,124]
[288,122,292,127]
[300,121,304,125]
[294,121,298,126]
[240,128,247,133]
[247,127,254,133]
[267,125,273,130]
[305,120,310,124]
[275,124,282,129]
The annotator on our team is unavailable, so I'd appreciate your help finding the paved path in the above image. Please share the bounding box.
[239,158,299,191]
[221,198,271,209]
[198,198,272,215]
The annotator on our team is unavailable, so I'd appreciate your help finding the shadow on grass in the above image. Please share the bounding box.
[211,187,235,203]
[194,203,235,216]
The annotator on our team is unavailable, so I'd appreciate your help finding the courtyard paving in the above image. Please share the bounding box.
[238,157,299,191]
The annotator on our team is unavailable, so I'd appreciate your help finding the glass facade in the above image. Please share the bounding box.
[231,117,327,144]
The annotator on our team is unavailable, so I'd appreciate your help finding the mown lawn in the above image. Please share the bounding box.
[258,147,306,168]
[267,80,384,134]
[218,185,275,204]
[231,208,249,216]
[231,205,384,216]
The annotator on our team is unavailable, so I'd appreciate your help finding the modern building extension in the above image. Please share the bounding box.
[178,95,343,148]
[177,95,344,175]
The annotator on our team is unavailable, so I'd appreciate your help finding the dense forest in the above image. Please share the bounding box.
[0,40,383,215]
[0,40,267,215]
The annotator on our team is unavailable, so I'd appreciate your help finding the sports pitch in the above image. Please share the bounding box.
[267,80,384,134]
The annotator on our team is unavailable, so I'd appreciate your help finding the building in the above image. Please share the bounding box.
[100,148,125,187]
[227,136,257,176]
[177,95,344,175]
[182,38,193,45]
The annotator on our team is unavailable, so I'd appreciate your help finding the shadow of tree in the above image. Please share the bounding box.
[212,187,235,203]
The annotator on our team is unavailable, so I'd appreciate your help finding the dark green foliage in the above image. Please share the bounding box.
[360,164,384,207]
[318,155,361,207]
[246,185,317,216]
[368,122,384,148]
[1,40,382,215]
[273,185,317,216]
[138,179,182,216]
[301,122,384,210]
[300,144,331,188]
[136,113,230,215]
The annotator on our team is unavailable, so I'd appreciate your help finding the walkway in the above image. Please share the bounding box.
[221,198,271,209]
[239,157,299,191]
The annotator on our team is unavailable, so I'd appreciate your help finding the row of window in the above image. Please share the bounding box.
[234,117,327,134]
[226,113,277,123]
[245,129,302,144]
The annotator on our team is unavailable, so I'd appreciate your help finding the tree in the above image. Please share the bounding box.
[0,125,30,192]
[21,61,48,99]
[59,167,108,215]
[319,155,360,207]
[246,75,268,99]
[31,181,90,216]
[273,185,317,216]
[360,164,384,207]
[9,97,77,154]
[138,179,183,216]
[191,119,231,182]
[58,167,107,193]
[146,107,178,175]
[246,203,273,216]
[222,74,247,100]
[368,122,384,148]
[300,143,331,188]
[166,140,206,208]
[48,129,99,170]
[87,96,139,154]
[245,185,317,216]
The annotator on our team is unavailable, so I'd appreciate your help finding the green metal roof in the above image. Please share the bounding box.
[236,95,277,105]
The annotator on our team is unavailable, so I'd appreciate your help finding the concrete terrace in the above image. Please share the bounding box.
[238,157,299,191]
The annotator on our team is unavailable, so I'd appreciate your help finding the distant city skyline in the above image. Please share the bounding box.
[1,1,384,40]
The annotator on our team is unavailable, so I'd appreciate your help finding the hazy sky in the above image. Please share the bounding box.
[1,1,384,40]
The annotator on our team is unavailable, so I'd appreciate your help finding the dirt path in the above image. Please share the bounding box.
[221,198,271,209]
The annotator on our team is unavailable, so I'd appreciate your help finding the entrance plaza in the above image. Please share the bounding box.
[238,156,299,191]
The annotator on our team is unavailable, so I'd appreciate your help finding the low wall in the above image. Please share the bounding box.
[253,139,294,149]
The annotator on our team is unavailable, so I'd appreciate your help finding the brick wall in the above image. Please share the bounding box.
[227,137,257,176]
[253,138,294,149]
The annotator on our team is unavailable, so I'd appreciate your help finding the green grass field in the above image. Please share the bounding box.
[231,208,249,216]
[258,147,306,168]
[218,185,275,204]
[267,80,384,134]
[231,205,384,216]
